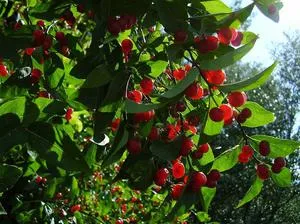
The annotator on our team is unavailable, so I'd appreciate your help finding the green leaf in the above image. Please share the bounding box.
[0,97,26,121]
[124,99,168,113]
[0,164,23,192]
[271,167,291,187]
[199,39,257,70]
[240,102,275,128]
[199,146,215,166]
[200,0,232,15]
[147,60,169,78]
[71,177,80,198]
[250,135,300,158]
[162,68,198,99]
[150,137,182,161]
[218,62,277,92]
[237,177,264,208]
[82,65,112,88]
[255,0,283,23]
[0,202,7,215]
[201,187,216,212]
[211,145,240,172]
[45,178,57,199]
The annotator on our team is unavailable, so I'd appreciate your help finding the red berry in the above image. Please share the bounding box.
[268,4,277,15]
[38,90,51,98]
[0,64,8,77]
[31,68,42,83]
[242,145,254,158]
[55,192,63,199]
[174,30,188,44]
[227,91,247,107]
[77,4,85,13]
[36,20,45,27]
[165,124,178,141]
[43,36,52,50]
[195,36,219,54]
[171,183,185,200]
[65,107,73,122]
[108,17,121,36]
[209,107,224,122]
[172,68,186,81]
[238,152,250,163]
[205,179,217,188]
[25,48,35,56]
[218,27,236,45]
[256,164,270,180]
[111,118,121,132]
[179,137,193,156]
[231,31,243,46]
[55,32,68,45]
[175,101,186,112]
[272,157,286,173]
[185,83,203,100]
[148,127,159,141]
[115,219,124,224]
[240,108,252,119]
[41,177,47,184]
[35,176,42,184]
[259,140,270,156]
[190,172,207,192]
[236,113,247,123]
[154,168,169,186]
[202,70,226,85]
[140,77,154,95]
[192,150,203,159]
[33,30,45,46]
[198,143,210,153]
[133,110,155,123]
[207,169,221,182]
[127,90,143,103]
[127,138,142,155]
[219,104,233,123]
[172,161,185,179]
[184,64,192,72]
[70,204,81,213]
[121,39,133,54]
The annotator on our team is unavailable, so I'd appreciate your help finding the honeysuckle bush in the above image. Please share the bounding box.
[0,0,299,223]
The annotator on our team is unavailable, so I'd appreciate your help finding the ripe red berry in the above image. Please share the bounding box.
[111,118,121,132]
[227,91,247,107]
[172,68,186,81]
[231,31,243,46]
[121,39,133,54]
[256,164,270,180]
[43,36,52,50]
[184,64,192,72]
[174,30,188,44]
[25,48,35,56]
[218,27,237,45]
[35,176,42,184]
[31,68,42,83]
[238,152,250,163]
[33,29,45,46]
[108,17,121,36]
[236,113,247,124]
[127,90,143,103]
[127,138,142,155]
[115,219,123,224]
[36,20,45,27]
[77,4,85,13]
[133,110,155,123]
[219,104,233,123]
[240,108,252,119]
[172,161,185,179]
[242,145,254,158]
[140,77,154,95]
[70,204,81,213]
[195,36,219,54]
[38,90,51,98]
[41,177,47,184]
[55,32,67,45]
[0,64,8,77]
[272,157,286,173]
[207,169,221,182]
[198,143,210,153]
[154,168,169,186]
[171,183,185,200]
[202,70,226,85]
[209,107,224,122]
[192,150,203,159]
[205,179,217,188]
[189,172,207,192]
[175,101,186,112]
[179,137,193,156]
[148,127,159,141]
[55,192,63,199]
[185,83,203,100]
[65,107,73,122]
[259,140,270,156]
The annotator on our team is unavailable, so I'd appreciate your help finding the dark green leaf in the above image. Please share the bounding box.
[0,202,6,215]
[124,99,168,113]
[82,65,112,88]
[150,137,182,161]
[0,164,23,192]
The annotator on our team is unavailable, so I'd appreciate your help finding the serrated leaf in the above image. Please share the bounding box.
[211,145,240,172]
[240,102,275,128]
[237,177,263,208]
[219,62,277,92]
[250,135,300,158]
[271,167,291,187]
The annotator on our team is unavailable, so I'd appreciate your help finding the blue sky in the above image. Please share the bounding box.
[224,0,300,65]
